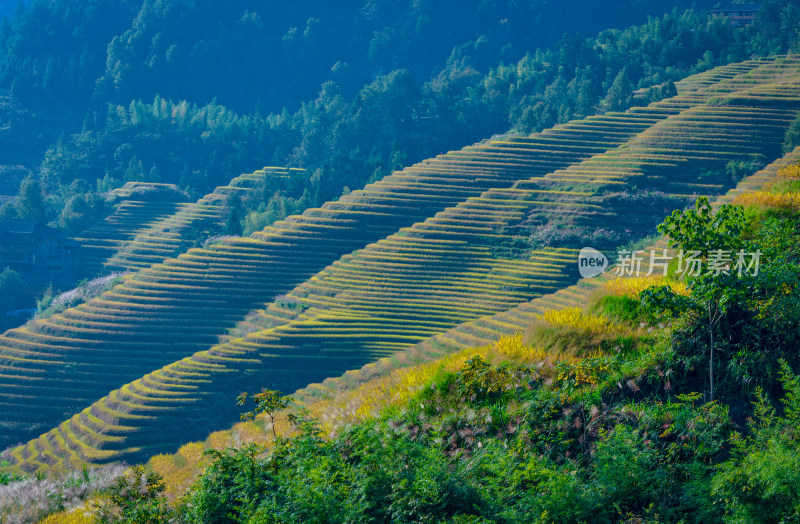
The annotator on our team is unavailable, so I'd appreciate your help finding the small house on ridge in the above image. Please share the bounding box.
[710,3,762,27]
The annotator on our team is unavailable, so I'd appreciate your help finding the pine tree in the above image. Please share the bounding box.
[604,70,633,111]
[14,176,47,222]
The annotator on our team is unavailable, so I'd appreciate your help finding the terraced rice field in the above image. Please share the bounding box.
[75,170,292,278]
[4,55,800,472]
[74,182,189,278]
[299,149,800,405]
[105,167,307,273]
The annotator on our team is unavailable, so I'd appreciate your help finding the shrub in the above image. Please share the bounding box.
[452,356,518,403]
[598,277,687,322]
[712,363,800,522]
[726,157,765,184]
[0,468,24,486]
[591,424,665,517]
[183,445,272,524]
[94,465,171,524]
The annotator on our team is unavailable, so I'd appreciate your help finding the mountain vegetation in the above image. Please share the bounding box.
[2,1,800,523]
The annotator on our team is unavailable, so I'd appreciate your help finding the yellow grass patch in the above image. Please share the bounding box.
[777,164,800,181]
[604,276,688,297]
[733,191,800,212]
[38,507,95,524]
[308,334,572,428]
[537,307,618,334]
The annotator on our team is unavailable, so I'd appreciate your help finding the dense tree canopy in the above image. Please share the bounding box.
[1,1,800,236]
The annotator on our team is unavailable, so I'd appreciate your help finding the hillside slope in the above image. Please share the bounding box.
[0,63,715,451]
[4,55,800,471]
[296,145,800,404]
[73,169,295,278]
[73,182,189,278]
[35,143,800,520]
[102,168,306,274]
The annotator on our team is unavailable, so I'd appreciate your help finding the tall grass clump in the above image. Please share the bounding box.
[0,465,126,524]
[734,163,800,213]
[35,273,130,319]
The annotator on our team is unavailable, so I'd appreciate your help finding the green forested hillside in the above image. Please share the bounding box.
[2,1,798,230]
